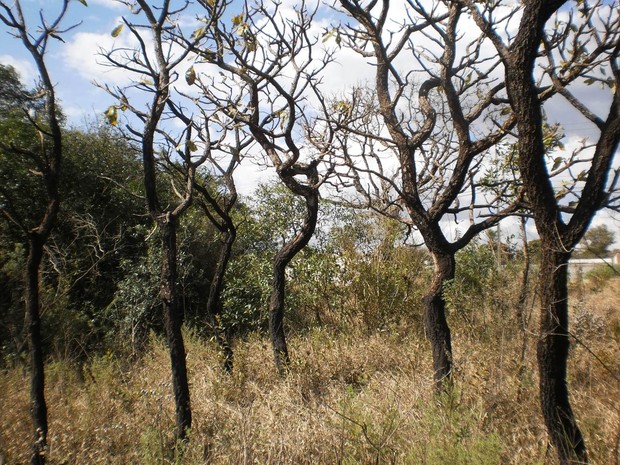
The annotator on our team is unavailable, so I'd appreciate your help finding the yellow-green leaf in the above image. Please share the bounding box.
[191,26,206,41]
[185,66,196,85]
[104,105,118,126]
[111,24,124,38]
[232,13,244,27]
[237,22,249,36]
[187,140,198,152]
[77,0,88,6]
[332,100,351,114]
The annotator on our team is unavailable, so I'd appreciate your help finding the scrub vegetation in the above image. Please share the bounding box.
[1,258,618,464]
[1,1,619,464]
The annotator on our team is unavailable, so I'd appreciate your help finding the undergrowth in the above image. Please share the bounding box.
[1,278,618,464]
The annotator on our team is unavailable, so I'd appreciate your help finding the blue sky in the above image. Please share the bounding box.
[0,0,132,124]
[1,0,619,245]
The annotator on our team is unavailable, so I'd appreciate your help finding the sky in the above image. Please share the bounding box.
[1,0,619,249]
[1,0,131,122]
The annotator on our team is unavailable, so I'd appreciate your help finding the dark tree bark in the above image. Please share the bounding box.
[160,217,191,441]
[26,234,48,465]
[0,2,75,462]
[537,247,587,464]
[193,149,245,374]
[101,0,206,444]
[334,0,520,393]
[205,227,236,372]
[269,191,319,373]
[465,0,620,461]
[423,250,455,389]
[190,1,331,373]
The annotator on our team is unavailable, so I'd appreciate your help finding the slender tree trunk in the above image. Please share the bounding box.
[516,217,531,327]
[516,218,532,401]
[26,234,47,465]
[537,245,587,464]
[160,217,191,442]
[205,229,235,372]
[268,192,319,374]
[422,250,455,392]
[269,254,290,373]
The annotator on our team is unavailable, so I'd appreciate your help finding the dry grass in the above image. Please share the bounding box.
[1,278,619,465]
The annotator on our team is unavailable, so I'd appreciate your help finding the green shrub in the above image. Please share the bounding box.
[584,264,620,290]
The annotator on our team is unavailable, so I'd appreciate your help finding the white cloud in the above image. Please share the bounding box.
[62,29,141,86]
[0,54,37,84]
[234,159,276,196]
[88,0,127,10]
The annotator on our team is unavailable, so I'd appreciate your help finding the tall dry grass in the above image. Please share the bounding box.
[1,277,618,464]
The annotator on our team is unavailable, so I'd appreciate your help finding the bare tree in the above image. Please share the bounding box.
[100,0,222,443]
[465,0,620,462]
[327,0,522,391]
[0,2,81,462]
[192,127,250,372]
[182,0,334,373]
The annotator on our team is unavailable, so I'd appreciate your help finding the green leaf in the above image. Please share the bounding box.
[77,0,88,6]
[187,140,198,152]
[552,157,563,171]
[111,24,124,38]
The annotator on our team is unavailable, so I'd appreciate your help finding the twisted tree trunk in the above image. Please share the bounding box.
[269,192,319,373]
